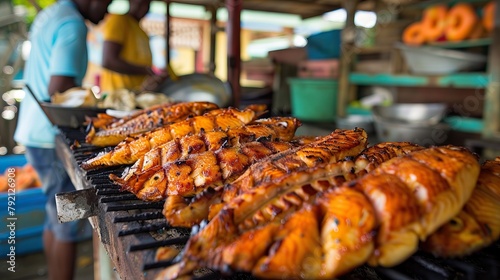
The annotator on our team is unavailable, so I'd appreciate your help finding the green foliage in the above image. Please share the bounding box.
[12,0,57,25]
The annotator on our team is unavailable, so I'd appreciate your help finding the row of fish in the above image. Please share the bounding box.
[79,102,500,279]
[157,140,497,280]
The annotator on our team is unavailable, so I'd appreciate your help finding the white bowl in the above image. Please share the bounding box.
[396,43,487,75]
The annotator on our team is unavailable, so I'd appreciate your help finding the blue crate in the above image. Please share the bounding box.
[306,29,342,60]
[0,155,28,172]
[1,226,45,257]
[0,155,46,257]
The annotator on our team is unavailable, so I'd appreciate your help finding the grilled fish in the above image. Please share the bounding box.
[163,142,423,228]
[118,117,301,181]
[221,128,368,202]
[81,107,264,170]
[224,188,377,279]
[84,113,118,129]
[85,101,219,147]
[423,157,500,257]
[110,141,301,201]
[85,102,178,129]
[158,145,479,279]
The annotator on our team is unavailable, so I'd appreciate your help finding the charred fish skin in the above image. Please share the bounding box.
[163,145,479,280]
[241,146,477,275]
[110,140,300,201]
[162,142,423,229]
[157,129,369,278]
[80,107,267,170]
[85,102,179,130]
[357,146,479,267]
[423,157,500,257]
[231,142,425,232]
[107,102,177,129]
[231,188,377,280]
[85,101,219,147]
[120,117,302,180]
[221,128,369,203]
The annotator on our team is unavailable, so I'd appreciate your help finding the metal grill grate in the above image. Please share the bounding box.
[57,127,500,280]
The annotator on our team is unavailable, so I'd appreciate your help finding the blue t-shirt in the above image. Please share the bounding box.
[14,0,88,148]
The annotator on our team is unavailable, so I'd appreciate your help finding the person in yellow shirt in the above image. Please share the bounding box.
[100,0,163,92]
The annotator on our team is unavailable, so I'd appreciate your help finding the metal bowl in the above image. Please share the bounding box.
[156,73,232,107]
[336,115,374,134]
[372,103,447,125]
[373,119,450,146]
[372,103,450,146]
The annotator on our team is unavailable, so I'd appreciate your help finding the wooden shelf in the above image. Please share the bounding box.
[405,0,490,9]
[427,38,492,49]
[349,72,489,88]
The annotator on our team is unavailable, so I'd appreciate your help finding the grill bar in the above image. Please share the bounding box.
[100,193,138,203]
[143,260,177,271]
[91,178,119,186]
[96,189,124,195]
[106,201,164,212]
[94,185,120,191]
[118,221,169,236]
[373,267,413,280]
[129,236,190,252]
[113,212,164,223]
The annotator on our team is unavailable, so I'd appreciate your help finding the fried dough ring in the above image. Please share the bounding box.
[483,1,495,32]
[422,5,448,42]
[445,3,478,41]
[402,22,426,45]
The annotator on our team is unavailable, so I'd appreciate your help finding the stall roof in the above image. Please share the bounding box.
[168,0,376,19]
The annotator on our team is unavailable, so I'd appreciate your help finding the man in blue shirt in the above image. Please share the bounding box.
[14,1,112,279]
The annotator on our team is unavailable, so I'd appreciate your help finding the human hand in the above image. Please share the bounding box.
[140,69,169,92]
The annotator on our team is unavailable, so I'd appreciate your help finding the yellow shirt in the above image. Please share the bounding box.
[100,14,152,92]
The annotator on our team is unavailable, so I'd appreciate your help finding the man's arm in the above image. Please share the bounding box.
[48,76,78,96]
[102,41,152,75]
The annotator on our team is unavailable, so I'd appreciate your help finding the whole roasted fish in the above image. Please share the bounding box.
[85,102,177,129]
[120,117,301,181]
[221,128,368,202]
[423,157,500,257]
[158,145,479,280]
[110,140,302,201]
[81,107,264,170]
[85,101,219,147]
[163,142,423,228]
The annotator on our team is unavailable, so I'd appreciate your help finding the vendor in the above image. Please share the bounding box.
[13,1,112,279]
[100,0,166,92]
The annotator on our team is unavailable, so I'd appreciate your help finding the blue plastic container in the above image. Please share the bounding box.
[306,29,342,60]
[0,155,47,258]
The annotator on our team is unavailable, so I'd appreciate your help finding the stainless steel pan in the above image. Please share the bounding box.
[24,84,107,128]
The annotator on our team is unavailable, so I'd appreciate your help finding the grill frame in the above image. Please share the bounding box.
[56,129,167,280]
[54,127,500,280]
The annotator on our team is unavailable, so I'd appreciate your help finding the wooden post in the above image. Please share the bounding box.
[164,1,171,67]
[208,5,218,74]
[337,0,359,118]
[226,0,242,108]
[482,0,500,139]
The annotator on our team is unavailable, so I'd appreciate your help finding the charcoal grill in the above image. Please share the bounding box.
[54,126,500,280]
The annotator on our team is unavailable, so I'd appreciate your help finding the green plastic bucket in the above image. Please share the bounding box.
[289,78,338,122]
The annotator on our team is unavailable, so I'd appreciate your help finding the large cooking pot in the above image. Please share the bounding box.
[156,73,232,108]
